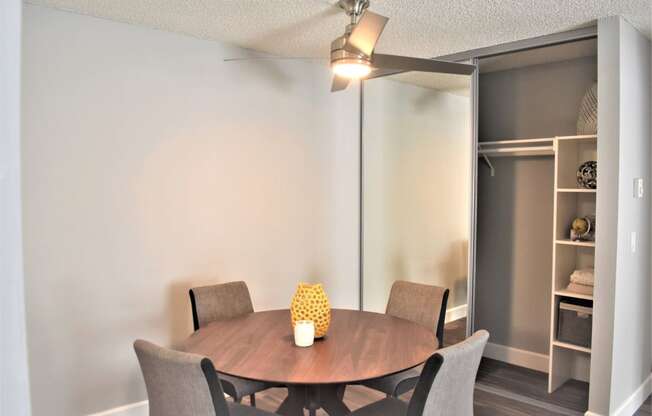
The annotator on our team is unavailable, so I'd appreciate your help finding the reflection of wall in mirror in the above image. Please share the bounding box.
[363,77,471,317]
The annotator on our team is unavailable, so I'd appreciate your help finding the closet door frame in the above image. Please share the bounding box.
[435,26,598,338]
[466,58,479,337]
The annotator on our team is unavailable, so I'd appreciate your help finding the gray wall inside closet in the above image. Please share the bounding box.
[475,56,597,354]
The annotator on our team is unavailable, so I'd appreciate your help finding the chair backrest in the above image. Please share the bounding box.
[134,339,230,416]
[407,330,489,416]
[385,280,449,345]
[189,281,254,330]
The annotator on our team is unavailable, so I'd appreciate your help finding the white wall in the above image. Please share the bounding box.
[21,5,359,415]
[589,16,652,416]
[0,1,32,415]
[608,16,651,416]
[362,78,471,314]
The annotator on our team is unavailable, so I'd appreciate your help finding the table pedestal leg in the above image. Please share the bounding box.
[277,386,305,416]
[277,384,350,416]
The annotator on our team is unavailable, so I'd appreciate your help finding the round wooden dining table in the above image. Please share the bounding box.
[181,309,438,416]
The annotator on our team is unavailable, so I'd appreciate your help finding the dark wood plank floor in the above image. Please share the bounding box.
[637,396,651,416]
[246,319,651,415]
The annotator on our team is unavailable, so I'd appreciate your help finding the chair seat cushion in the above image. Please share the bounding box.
[219,373,271,399]
[361,367,422,396]
[350,398,408,416]
[228,402,278,416]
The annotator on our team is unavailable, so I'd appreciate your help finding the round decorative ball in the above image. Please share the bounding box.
[577,161,597,189]
[290,283,331,338]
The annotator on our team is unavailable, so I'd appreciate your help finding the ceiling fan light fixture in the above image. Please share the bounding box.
[331,58,372,79]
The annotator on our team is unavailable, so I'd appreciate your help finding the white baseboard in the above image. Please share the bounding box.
[88,393,240,416]
[613,372,652,416]
[585,372,652,416]
[445,304,467,323]
[87,400,148,416]
[483,342,549,373]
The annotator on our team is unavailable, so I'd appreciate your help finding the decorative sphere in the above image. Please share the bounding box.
[577,161,597,189]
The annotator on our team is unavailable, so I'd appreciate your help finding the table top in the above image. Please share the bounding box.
[181,308,438,385]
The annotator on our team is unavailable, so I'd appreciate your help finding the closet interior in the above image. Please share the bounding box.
[474,38,598,400]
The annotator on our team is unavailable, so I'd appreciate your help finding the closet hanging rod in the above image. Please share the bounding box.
[479,137,554,146]
[478,138,555,176]
[478,146,555,156]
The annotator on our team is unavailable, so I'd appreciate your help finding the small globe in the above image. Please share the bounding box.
[572,218,589,234]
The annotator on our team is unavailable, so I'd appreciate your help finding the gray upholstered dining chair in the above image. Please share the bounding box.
[361,280,449,397]
[133,339,277,416]
[351,330,489,416]
[189,281,276,407]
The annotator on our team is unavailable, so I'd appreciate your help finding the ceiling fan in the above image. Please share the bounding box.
[328,0,474,91]
[226,0,475,92]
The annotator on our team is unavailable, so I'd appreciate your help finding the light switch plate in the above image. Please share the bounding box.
[634,178,644,198]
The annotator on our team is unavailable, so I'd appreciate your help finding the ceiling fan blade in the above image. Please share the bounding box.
[345,11,389,56]
[364,68,405,80]
[372,54,475,75]
[331,75,350,92]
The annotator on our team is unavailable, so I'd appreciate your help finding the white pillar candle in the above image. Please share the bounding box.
[294,320,315,347]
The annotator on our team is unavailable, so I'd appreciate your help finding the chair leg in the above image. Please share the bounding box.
[250,394,256,407]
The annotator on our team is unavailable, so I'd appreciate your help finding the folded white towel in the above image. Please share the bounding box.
[566,282,594,296]
[570,268,594,286]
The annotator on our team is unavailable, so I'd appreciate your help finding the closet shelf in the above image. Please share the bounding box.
[554,289,594,301]
[555,134,598,141]
[479,147,554,157]
[478,138,555,158]
[557,188,597,193]
[555,239,595,248]
[553,340,591,354]
[480,138,555,144]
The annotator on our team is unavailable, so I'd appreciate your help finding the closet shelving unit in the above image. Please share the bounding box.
[478,134,598,393]
[548,134,597,393]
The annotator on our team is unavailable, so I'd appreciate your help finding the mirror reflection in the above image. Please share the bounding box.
[362,72,473,333]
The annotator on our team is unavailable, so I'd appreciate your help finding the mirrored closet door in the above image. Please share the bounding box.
[361,72,474,334]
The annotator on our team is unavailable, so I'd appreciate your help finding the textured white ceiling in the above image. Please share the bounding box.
[26,0,651,60]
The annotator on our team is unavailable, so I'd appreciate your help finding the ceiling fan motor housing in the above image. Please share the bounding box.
[331,0,372,69]
[330,31,371,68]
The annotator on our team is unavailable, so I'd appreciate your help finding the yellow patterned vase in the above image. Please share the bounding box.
[290,283,331,338]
